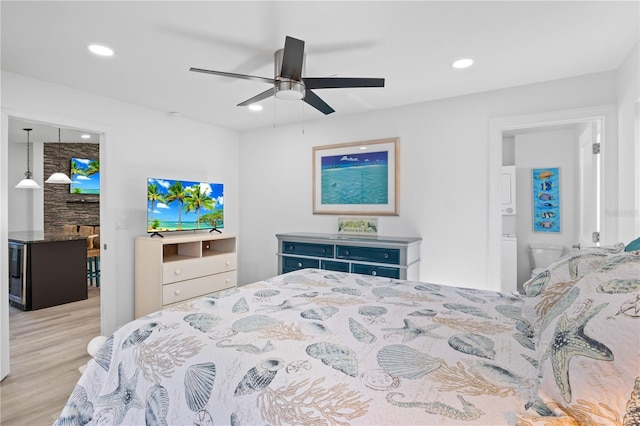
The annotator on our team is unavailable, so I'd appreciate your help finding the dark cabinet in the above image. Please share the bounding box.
[277,232,421,280]
[8,233,88,310]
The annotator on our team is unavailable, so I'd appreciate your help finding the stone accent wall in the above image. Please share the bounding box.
[43,143,100,232]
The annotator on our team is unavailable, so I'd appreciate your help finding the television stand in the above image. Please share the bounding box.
[149,232,164,238]
[209,227,222,234]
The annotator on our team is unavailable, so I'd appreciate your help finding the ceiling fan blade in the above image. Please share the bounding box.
[237,87,275,106]
[190,67,275,85]
[280,36,305,80]
[303,77,385,89]
[304,90,335,115]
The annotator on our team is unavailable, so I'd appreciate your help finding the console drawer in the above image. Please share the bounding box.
[336,245,400,264]
[163,253,236,284]
[282,256,319,272]
[282,241,334,258]
[321,260,350,272]
[351,263,400,279]
[163,271,236,305]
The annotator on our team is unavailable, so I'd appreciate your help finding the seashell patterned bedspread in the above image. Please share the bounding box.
[56,269,544,425]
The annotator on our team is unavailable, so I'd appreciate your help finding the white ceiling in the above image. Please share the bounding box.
[2,1,639,138]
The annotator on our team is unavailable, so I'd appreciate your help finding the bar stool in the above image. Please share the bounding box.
[79,226,100,287]
[87,247,100,287]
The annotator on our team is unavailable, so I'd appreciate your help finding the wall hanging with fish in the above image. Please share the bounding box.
[532,167,560,232]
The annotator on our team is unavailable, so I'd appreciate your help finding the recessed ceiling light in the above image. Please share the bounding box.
[452,58,474,69]
[248,104,263,111]
[81,134,91,139]
[88,44,114,57]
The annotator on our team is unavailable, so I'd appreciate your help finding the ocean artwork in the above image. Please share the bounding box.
[313,138,399,215]
[320,150,388,205]
[70,157,100,194]
[147,178,224,232]
[532,167,560,232]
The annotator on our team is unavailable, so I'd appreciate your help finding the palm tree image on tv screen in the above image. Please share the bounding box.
[70,157,100,194]
[147,178,224,232]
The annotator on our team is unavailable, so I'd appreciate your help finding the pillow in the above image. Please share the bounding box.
[626,236,640,252]
[521,244,626,338]
[522,243,625,297]
[533,252,640,422]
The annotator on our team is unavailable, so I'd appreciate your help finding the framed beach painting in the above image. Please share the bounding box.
[70,157,100,194]
[313,138,399,215]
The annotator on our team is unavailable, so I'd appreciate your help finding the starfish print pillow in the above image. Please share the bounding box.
[520,243,626,345]
[534,252,640,423]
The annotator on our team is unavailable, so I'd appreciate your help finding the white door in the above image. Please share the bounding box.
[577,120,601,249]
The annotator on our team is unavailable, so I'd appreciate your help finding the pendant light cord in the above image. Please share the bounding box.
[26,129,32,178]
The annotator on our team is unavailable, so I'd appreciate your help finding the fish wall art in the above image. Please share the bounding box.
[532,167,560,233]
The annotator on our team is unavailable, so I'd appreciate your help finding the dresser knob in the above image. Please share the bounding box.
[225,260,231,266]
[174,289,182,295]
[288,245,294,251]
[344,250,350,255]
[225,278,230,284]
[298,262,303,267]
[384,253,389,259]
[371,271,377,276]
[174,269,181,275]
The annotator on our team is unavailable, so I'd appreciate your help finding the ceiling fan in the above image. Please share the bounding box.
[190,36,385,115]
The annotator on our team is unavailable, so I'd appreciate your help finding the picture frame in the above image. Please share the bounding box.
[532,167,560,232]
[338,217,378,235]
[70,157,100,195]
[313,137,399,215]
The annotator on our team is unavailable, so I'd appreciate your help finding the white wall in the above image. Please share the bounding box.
[616,42,640,239]
[8,141,43,231]
[239,71,620,290]
[1,71,240,338]
[514,128,575,284]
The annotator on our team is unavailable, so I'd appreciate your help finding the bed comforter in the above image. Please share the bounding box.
[56,246,640,425]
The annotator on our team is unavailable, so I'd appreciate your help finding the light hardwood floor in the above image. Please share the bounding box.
[0,287,100,426]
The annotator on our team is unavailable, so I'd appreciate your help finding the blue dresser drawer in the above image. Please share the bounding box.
[351,263,400,279]
[321,260,350,272]
[336,245,400,264]
[282,256,319,273]
[282,241,334,258]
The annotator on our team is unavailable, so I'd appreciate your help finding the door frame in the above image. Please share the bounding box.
[487,105,617,289]
[1,109,114,380]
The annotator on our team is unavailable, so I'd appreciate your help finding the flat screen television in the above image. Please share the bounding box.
[70,157,100,194]
[147,177,224,234]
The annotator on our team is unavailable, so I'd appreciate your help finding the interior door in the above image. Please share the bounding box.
[577,120,601,249]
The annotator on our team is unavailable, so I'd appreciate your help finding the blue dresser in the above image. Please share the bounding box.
[276,232,421,280]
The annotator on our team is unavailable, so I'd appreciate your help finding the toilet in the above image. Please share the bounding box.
[529,244,565,275]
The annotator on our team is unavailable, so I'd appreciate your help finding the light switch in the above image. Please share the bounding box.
[116,217,128,229]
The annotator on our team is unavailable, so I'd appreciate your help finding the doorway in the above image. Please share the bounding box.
[502,121,601,289]
[488,105,618,292]
[1,114,107,384]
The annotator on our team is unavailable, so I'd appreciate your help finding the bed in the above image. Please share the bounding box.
[55,244,640,425]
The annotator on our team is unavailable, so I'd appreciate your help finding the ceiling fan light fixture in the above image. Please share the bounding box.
[274,79,305,101]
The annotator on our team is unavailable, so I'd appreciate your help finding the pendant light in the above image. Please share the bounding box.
[45,128,72,184]
[15,128,41,189]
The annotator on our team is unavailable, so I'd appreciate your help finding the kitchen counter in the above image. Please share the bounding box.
[9,230,87,244]
[8,233,88,310]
